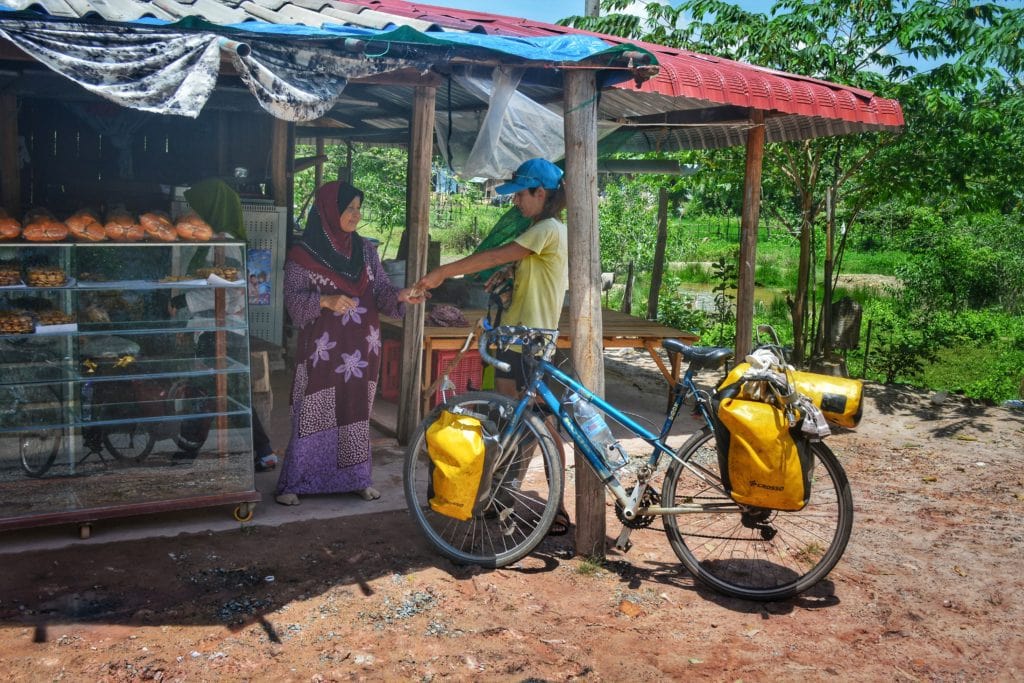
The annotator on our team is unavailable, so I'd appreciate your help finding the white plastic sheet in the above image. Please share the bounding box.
[436,67,565,180]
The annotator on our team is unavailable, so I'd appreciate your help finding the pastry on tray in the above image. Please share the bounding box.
[0,262,20,286]
[36,309,75,326]
[0,310,33,334]
[26,265,67,287]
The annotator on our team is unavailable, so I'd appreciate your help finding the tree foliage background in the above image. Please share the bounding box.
[565,0,1023,392]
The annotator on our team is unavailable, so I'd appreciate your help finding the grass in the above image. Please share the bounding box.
[575,555,607,577]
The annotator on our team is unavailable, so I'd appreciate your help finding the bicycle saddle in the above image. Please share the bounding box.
[663,339,734,371]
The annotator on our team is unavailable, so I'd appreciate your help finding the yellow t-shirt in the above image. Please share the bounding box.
[503,217,567,330]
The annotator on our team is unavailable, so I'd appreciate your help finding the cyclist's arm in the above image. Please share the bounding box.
[416,242,532,291]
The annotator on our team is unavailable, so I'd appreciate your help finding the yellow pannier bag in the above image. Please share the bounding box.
[426,410,489,521]
[719,363,863,428]
[715,397,813,511]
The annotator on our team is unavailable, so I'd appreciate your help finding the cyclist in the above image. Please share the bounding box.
[414,157,572,535]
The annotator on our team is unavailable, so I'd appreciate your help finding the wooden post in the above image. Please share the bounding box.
[821,186,836,359]
[621,261,634,315]
[564,69,605,559]
[0,94,20,215]
[314,137,325,190]
[647,187,669,320]
[396,85,436,444]
[735,111,765,358]
[270,118,289,208]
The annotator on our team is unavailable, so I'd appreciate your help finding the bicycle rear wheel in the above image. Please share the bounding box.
[663,428,853,601]
[0,385,63,477]
[104,423,155,462]
[404,391,563,568]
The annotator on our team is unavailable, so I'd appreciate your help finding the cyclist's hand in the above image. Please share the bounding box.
[414,269,444,292]
[399,287,428,304]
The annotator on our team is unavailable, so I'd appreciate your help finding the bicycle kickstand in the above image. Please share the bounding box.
[613,525,633,553]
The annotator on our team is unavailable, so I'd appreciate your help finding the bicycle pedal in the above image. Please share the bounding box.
[497,507,518,536]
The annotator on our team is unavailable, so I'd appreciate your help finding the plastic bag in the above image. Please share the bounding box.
[435,67,564,180]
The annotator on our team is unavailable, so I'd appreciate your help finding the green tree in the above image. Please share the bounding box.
[569,0,1024,364]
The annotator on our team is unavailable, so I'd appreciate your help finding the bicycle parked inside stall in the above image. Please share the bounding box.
[404,324,853,601]
[81,355,212,465]
[0,382,64,477]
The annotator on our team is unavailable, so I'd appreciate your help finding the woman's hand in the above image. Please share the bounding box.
[319,294,357,314]
[414,269,445,292]
[398,287,428,304]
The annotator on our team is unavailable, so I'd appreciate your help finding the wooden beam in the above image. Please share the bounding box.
[396,84,436,444]
[350,69,443,87]
[564,69,606,559]
[313,137,325,190]
[0,93,20,215]
[270,118,289,208]
[736,110,765,357]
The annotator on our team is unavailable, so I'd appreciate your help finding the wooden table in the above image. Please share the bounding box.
[380,308,699,412]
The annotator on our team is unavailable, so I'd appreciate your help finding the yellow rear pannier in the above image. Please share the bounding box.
[715,397,814,511]
[425,410,494,521]
[719,363,863,428]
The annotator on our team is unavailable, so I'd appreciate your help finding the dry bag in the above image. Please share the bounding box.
[719,362,863,428]
[425,410,498,520]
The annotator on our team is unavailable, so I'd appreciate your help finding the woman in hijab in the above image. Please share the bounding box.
[275,181,424,505]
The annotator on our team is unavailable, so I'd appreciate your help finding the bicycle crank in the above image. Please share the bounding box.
[615,486,660,529]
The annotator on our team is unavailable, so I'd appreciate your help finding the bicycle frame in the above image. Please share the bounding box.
[495,338,734,523]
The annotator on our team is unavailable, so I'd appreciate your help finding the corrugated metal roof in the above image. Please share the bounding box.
[362,0,905,144]
[0,0,903,147]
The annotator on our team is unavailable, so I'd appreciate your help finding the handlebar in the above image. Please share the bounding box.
[478,325,559,374]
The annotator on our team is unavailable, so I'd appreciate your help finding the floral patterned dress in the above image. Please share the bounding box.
[275,241,403,495]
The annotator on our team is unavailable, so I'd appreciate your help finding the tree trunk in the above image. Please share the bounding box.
[623,261,634,315]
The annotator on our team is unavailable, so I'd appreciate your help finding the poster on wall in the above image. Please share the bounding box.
[247,249,272,306]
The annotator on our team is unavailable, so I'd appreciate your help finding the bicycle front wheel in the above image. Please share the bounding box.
[19,429,61,477]
[663,428,853,601]
[404,391,564,568]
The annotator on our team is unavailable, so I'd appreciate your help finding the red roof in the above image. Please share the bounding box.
[362,0,904,141]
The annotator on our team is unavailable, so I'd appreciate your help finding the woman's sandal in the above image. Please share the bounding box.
[548,509,572,537]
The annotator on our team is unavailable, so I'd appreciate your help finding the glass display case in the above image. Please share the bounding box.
[0,241,258,533]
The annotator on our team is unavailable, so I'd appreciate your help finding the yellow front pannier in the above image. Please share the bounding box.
[715,398,814,511]
[719,363,864,428]
[425,410,495,521]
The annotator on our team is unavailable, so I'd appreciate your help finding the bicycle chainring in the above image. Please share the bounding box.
[615,486,661,529]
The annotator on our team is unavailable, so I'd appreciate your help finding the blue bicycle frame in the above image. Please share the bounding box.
[485,328,728,525]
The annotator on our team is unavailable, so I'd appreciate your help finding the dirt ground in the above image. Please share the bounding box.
[1,352,1023,682]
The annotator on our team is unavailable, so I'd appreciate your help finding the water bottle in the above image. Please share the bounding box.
[566,392,628,470]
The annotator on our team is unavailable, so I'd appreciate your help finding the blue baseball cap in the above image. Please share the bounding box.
[495,158,563,195]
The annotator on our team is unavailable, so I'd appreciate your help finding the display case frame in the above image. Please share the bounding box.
[0,240,260,533]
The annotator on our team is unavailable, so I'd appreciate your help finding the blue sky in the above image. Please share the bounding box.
[421,0,775,25]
